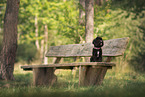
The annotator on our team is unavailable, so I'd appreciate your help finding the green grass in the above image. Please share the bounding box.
[0,65,145,97]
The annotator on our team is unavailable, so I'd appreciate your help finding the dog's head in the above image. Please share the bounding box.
[92,37,104,47]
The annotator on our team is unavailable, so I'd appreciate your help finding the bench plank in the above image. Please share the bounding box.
[46,37,129,57]
[21,62,115,70]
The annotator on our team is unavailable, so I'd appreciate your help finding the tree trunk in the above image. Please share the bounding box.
[35,15,40,50]
[44,25,48,64]
[79,0,85,26]
[79,0,94,86]
[40,38,44,62]
[0,0,20,80]
[80,0,106,86]
[85,0,94,43]
[85,0,94,59]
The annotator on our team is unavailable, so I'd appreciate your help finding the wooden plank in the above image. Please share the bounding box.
[45,37,129,57]
[21,62,116,70]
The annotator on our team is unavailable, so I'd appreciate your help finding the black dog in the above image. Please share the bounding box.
[90,37,104,62]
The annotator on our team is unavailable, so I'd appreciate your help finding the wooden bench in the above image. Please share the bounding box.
[21,37,129,86]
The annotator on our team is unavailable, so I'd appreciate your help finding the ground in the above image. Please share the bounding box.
[0,64,145,97]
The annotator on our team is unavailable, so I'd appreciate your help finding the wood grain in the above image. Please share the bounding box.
[33,68,56,86]
[21,62,116,70]
[46,37,129,57]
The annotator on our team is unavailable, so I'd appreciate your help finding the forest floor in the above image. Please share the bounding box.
[0,64,145,97]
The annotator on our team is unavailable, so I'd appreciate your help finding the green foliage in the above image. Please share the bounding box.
[0,0,145,72]
[57,1,85,43]
[112,0,145,14]
[129,19,145,71]
[93,0,145,72]
[16,43,37,63]
[0,1,145,96]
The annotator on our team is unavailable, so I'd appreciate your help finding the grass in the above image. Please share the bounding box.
[0,64,145,97]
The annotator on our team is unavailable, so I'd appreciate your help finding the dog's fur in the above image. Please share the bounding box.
[90,37,104,62]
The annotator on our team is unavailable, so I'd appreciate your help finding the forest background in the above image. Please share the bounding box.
[0,0,145,97]
[0,0,145,74]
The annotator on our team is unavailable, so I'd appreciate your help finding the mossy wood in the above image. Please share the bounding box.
[21,37,129,86]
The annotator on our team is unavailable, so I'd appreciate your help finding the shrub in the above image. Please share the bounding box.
[16,43,37,63]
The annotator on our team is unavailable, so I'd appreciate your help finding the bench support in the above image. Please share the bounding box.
[79,66,108,86]
[33,68,56,86]
[79,56,113,86]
